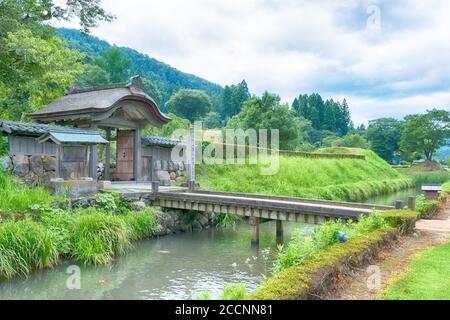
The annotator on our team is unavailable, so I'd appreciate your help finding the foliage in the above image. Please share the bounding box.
[166,89,212,122]
[249,228,394,300]
[273,212,388,273]
[143,113,190,138]
[123,208,158,241]
[395,166,450,185]
[323,134,368,149]
[218,80,251,120]
[75,63,110,88]
[399,109,450,161]
[203,112,222,129]
[227,92,303,150]
[218,283,248,300]
[0,29,85,120]
[70,211,131,265]
[415,195,442,219]
[366,118,402,162]
[0,218,59,279]
[0,171,53,212]
[142,77,162,105]
[383,242,450,300]
[58,28,223,107]
[293,94,351,135]
[94,46,131,83]
[212,213,241,228]
[95,192,117,212]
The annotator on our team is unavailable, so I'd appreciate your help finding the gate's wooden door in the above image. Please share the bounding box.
[141,156,153,181]
[116,130,135,181]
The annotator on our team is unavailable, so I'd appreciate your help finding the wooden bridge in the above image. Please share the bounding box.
[113,183,405,246]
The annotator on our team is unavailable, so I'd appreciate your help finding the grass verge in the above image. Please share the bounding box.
[383,242,450,300]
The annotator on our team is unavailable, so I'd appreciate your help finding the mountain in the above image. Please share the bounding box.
[56,28,223,106]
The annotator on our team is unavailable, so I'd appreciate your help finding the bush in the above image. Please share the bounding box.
[416,195,442,219]
[95,192,117,212]
[212,213,241,228]
[123,208,158,240]
[379,209,419,234]
[70,212,131,265]
[0,219,58,279]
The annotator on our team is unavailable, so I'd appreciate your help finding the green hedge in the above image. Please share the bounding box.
[249,209,419,300]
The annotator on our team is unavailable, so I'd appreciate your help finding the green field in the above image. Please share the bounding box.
[197,148,413,201]
[383,242,450,300]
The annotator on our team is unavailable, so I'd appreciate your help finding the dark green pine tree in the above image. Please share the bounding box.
[339,98,351,135]
[292,97,299,113]
[323,99,337,132]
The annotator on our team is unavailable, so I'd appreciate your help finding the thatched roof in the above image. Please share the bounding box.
[28,76,171,126]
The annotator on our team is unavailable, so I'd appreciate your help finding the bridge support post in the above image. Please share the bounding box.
[250,217,260,246]
[276,220,283,246]
[408,196,416,211]
[152,181,159,195]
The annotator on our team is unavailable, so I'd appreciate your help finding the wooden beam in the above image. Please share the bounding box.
[105,129,111,181]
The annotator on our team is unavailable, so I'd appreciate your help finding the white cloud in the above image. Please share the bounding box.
[54,0,450,124]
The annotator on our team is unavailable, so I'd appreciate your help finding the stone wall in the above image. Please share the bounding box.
[0,155,56,186]
[153,159,187,186]
[96,159,187,185]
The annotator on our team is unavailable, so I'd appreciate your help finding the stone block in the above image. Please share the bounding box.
[13,155,29,177]
[155,170,170,182]
[169,171,177,180]
[42,155,57,172]
[0,156,12,172]
[30,155,44,175]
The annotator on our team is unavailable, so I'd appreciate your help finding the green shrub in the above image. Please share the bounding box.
[95,192,117,212]
[273,212,388,274]
[416,195,441,219]
[70,212,131,265]
[123,208,158,240]
[379,209,419,234]
[0,219,59,279]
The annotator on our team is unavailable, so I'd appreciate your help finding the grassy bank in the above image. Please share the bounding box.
[0,171,159,279]
[197,148,413,201]
[250,210,419,300]
[383,242,450,300]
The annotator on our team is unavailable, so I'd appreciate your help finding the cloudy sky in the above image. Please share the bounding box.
[55,0,450,125]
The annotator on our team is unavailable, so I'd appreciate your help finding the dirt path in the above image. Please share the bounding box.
[327,206,450,300]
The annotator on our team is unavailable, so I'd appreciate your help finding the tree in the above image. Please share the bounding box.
[226,92,301,150]
[94,47,131,83]
[0,29,85,120]
[76,63,110,88]
[142,77,162,105]
[399,109,450,161]
[219,80,251,120]
[338,98,351,135]
[203,112,222,129]
[143,113,190,138]
[166,89,212,122]
[366,118,402,161]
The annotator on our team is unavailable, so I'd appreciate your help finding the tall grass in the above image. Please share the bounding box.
[70,211,131,265]
[197,148,413,201]
[0,170,52,212]
[123,208,159,240]
[0,219,59,279]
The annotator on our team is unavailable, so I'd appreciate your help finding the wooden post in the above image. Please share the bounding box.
[134,128,142,182]
[408,196,416,211]
[152,181,159,195]
[276,220,283,246]
[395,200,404,209]
[105,128,111,181]
[250,217,260,246]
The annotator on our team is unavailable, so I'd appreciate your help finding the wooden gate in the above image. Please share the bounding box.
[116,130,135,181]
